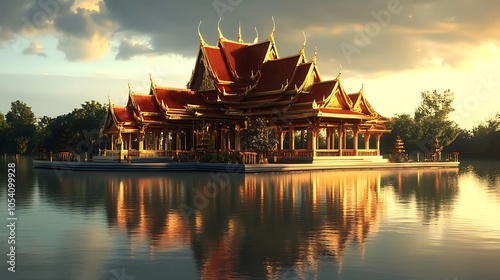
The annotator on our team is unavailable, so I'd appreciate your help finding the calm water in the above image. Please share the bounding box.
[1,157,500,280]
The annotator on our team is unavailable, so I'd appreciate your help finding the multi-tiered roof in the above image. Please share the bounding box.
[103,21,387,134]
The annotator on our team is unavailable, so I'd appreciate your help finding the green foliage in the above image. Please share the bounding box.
[383,90,461,154]
[413,90,460,148]
[0,100,107,155]
[240,118,278,152]
[448,112,500,156]
[5,101,37,154]
[37,101,107,154]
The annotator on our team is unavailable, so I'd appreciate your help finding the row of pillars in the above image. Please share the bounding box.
[276,124,382,156]
[110,125,240,152]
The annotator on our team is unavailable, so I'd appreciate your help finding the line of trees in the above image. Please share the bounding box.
[382,89,500,158]
[0,100,107,155]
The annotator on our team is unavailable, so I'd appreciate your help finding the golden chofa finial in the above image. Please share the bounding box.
[217,18,224,40]
[336,64,342,80]
[149,73,155,87]
[198,20,206,45]
[311,46,318,64]
[268,16,276,40]
[108,92,114,107]
[253,27,259,44]
[301,31,307,50]
[238,21,243,43]
[128,79,132,93]
[360,83,365,93]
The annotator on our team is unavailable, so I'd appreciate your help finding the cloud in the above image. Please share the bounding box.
[22,41,47,57]
[57,33,111,61]
[1,0,500,73]
[115,38,154,60]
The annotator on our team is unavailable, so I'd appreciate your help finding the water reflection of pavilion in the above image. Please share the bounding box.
[106,171,385,279]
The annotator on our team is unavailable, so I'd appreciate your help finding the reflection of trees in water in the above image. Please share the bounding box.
[383,169,459,223]
[0,156,37,209]
[461,159,500,191]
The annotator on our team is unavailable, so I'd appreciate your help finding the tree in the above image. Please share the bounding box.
[5,100,37,154]
[383,114,419,152]
[0,112,7,153]
[413,90,460,151]
[240,118,278,162]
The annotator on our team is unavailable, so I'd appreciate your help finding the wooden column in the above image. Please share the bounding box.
[375,134,382,156]
[326,128,331,150]
[364,133,371,149]
[311,127,317,158]
[289,126,295,151]
[279,130,284,150]
[128,134,132,150]
[353,124,359,156]
[342,124,347,151]
[111,134,115,150]
[235,127,241,151]
[331,128,335,150]
[176,128,180,150]
[300,129,305,149]
[137,133,144,151]
[338,125,343,156]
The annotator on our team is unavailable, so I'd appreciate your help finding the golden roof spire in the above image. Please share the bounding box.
[268,16,276,40]
[217,18,224,40]
[149,73,155,88]
[108,92,114,108]
[301,31,307,50]
[128,79,132,93]
[198,20,206,45]
[253,27,259,44]
[238,21,243,43]
[311,46,318,64]
[336,64,342,80]
[360,83,364,94]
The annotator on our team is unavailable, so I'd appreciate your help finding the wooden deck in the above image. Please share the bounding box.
[33,157,459,173]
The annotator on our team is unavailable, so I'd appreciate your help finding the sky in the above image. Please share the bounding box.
[0,0,499,129]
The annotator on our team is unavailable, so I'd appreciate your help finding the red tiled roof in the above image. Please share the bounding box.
[204,46,232,81]
[155,88,205,109]
[220,40,271,78]
[132,94,159,113]
[113,107,135,123]
[287,63,312,90]
[308,80,336,99]
[254,55,300,93]
[219,40,247,78]
[348,93,361,104]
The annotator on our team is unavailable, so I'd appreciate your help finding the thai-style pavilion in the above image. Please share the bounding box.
[101,22,390,163]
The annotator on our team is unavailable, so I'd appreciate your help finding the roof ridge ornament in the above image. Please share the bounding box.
[198,21,206,45]
[217,18,224,40]
[311,46,318,64]
[300,31,307,52]
[268,16,276,41]
[238,21,243,43]
[108,93,114,108]
[336,64,342,80]
[359,83,364,94]
[253,27,258,44]
[149,73,155,86]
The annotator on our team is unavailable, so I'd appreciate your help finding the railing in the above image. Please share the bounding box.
[357,149,378,156]
[425,152,460,162]
[342,149,356,156]
[264,150,313,158]
[316,149,340,156]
